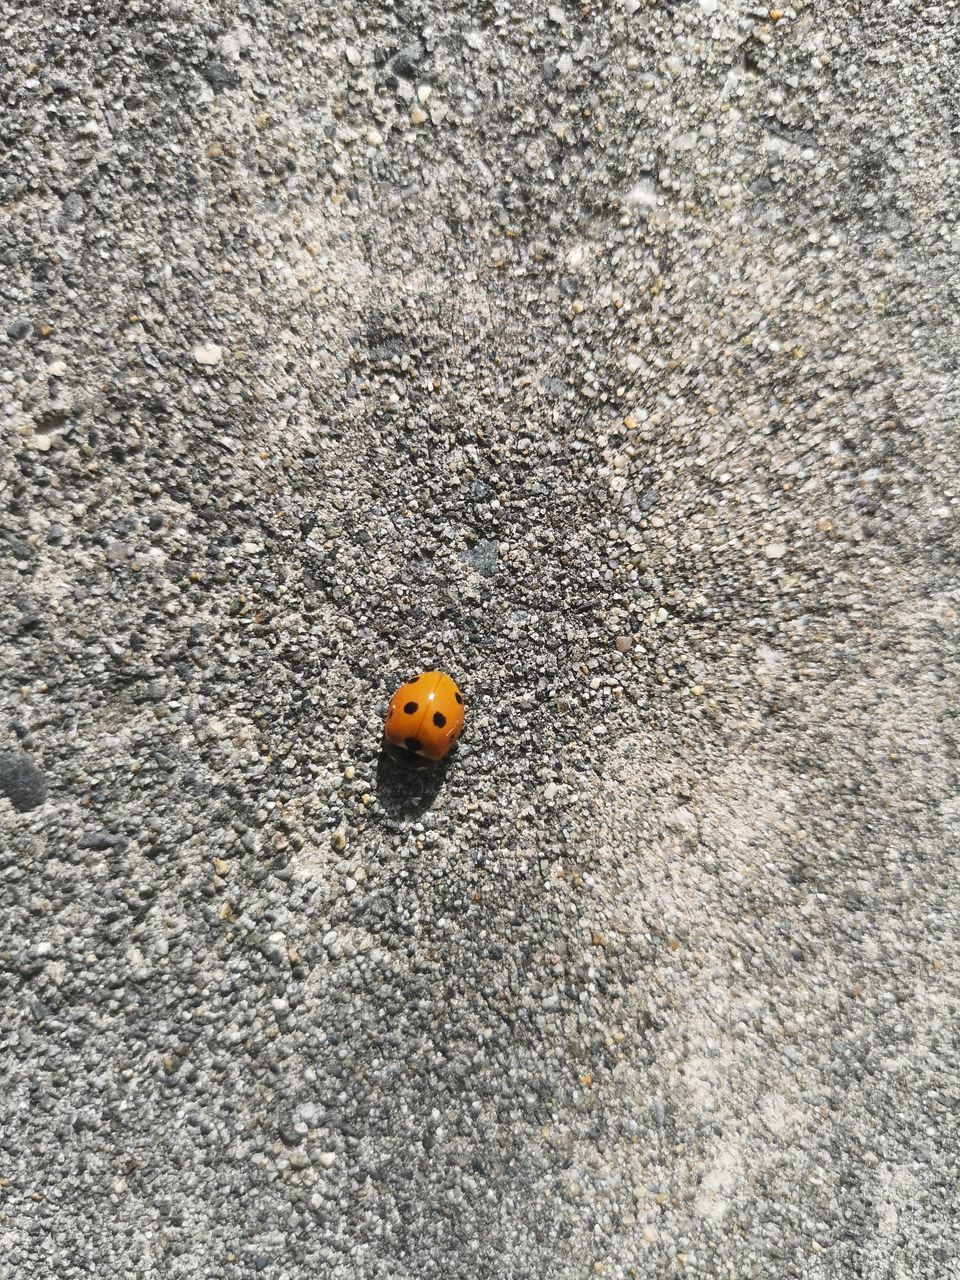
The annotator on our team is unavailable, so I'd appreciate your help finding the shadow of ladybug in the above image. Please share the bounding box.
[374,744,452,819]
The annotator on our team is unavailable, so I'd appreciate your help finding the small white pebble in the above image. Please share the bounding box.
[193,343,222,366]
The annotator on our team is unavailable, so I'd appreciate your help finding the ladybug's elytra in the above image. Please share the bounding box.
[384,671,465,763]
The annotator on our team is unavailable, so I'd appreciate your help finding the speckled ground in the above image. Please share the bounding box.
[2,2,958,1277]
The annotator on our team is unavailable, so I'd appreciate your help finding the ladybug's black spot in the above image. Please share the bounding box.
[404,701,418,715]
[405,737,422,752]
[454,692,463,705]
[433,711,447,728]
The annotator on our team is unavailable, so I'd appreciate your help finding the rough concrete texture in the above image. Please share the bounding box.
[2,1,958,1277]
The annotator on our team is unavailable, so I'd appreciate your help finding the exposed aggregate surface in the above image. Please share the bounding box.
[1,1,959,1277]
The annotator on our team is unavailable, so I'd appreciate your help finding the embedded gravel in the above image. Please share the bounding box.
[2,2,958,1278]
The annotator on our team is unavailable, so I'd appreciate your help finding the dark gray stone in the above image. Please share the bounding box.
[0,753,48,812]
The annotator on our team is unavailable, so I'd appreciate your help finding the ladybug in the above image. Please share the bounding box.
[384,670,465,764]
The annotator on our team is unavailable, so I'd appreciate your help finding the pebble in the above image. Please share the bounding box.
[203,61,238,92]
[192,343,223,366]
[392,44,423,80]
[78,831,125,851]
[461,540,499,578]
[0,753,48,813]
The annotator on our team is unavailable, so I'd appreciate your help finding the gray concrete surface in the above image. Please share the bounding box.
[2,1,958,1277]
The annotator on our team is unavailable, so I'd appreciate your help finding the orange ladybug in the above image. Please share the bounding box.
[384,671,465,763]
